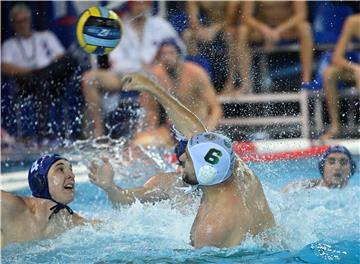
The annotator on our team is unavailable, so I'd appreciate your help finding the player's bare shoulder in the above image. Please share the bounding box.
[233,155,258,184]
[1,191,32,217]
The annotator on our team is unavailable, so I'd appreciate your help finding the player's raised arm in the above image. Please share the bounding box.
[121,73,207,139]
[1,191,28,222]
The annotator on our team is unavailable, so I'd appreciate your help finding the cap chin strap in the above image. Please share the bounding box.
[48,199,74,220]
[171,125,187,141]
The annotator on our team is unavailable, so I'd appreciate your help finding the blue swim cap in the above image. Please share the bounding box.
[318,145,356,176]
[187,132,235,186]
[28,154,67,200]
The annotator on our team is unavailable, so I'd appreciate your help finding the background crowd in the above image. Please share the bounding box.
[1,1,360,148]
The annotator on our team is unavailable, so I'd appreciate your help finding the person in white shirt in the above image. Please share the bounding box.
[81,1,184,138]
[1,3,79,140]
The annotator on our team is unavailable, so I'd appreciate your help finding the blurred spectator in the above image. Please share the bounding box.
[282,145,356,192]
[1,3,78,141]
[133,38,222,147]
[234,1,313,95]
[81,1,184,138]
[320,13,360,141]
[182,1,234,94]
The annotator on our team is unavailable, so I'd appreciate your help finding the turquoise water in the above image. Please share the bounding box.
[1,147,360,264]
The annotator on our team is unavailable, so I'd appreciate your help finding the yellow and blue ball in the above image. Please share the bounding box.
[76,6,123,55]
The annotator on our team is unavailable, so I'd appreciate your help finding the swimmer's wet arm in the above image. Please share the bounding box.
[72,213,102,226]
[102,184,169,207]
[88,158,169,206]
[281,179,319,192]
[281,181,301,192]
[0,191,28,220]
[102,184,138,206]
[121,73,207,139]
[103,173,177,207]
[87,159,136,206]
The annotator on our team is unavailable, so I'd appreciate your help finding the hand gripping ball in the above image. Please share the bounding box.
[76,6,123,55]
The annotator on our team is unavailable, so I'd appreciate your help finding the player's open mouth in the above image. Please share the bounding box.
[334,173,342,178]
[64,183,74,190]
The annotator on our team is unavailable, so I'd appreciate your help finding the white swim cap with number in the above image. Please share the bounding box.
[187,132,235,186]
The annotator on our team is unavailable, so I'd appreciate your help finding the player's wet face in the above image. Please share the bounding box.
[323,153,351,188]
[48,160,76,204]
[179,152,198,186]
[13,11,31,36]
[159,45,178,68]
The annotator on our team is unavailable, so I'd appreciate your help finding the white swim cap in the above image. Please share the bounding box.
[187,132,235,186]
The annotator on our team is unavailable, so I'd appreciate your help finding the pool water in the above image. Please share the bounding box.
[1,147,359,264]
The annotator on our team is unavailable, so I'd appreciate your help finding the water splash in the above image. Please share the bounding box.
[2,142,359,263]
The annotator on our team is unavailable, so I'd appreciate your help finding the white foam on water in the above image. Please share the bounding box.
[3,199,199,263]
[262,183,360,250]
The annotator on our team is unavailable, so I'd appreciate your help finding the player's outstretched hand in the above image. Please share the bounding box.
[88,157,115,190]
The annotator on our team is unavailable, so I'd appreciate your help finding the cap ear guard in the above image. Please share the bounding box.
[29,171,48,198]
[197,164,218,185]
[187,132,234,186]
